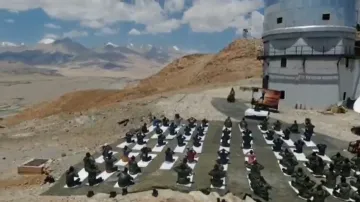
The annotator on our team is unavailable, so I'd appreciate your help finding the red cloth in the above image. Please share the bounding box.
[248,154,256,164]
[187,151,196,162]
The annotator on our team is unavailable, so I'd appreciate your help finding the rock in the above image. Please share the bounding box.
[0,125,5,128]
[61,153,66,157]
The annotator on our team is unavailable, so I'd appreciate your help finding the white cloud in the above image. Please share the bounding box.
[4,18,14,23]
[182,0,264,36]
[94,27,118,36]
[128,28,141,35]
[44,33,59,39]
[44,23,61,29]
[0,0,265,37]
[63,30,88,38]
[164,0,185,14]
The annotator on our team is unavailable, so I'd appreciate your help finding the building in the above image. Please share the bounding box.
[259,0,360,109]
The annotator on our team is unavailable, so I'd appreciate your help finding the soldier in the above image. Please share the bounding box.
[251,176,271,201]
[272,137,284,152]
[136,132,147,145]
[201,119,209,128]
[117,167,135,188]
[279,148,297,166]
[165,148,175,162]
[281,158,298,175]
[291,168,307,189]
[184,125,192,136]
[188,117,197,128]
[297,177,316,200]
[331,152,345,173]
[273,120,282,131]
[312,158,326,177]
[209,164,226,188]
[169,122,177,136]
[121,146,132,163]
[140,147,152,162]
[350,174,360,189]
[333,176,351,200]
[303,123,315,142]
[221,133,230,147]
[162,116,169,126]
[294,139,305,153]
[239,117,247,130]
[186,148,197,163]
[283,128,291,140]
[223,127,231,136]
[83,153,103,186]
[351,152,360,171]
[305,152,319,171]
[217,149,230,165]
[305,118,312,127]
[174,114,182,127]
[260,118,268,131]
[265,130,275,141]
[192,133,202,147]
[308,184,330,202]
[155,124,163,135]
[289,120,299,133]
[316,144,327,156]
[321,164,339,189]
[340,158,352,178]
[351,189,360,201]
[249,160,264,181]
[128,156,142,175]
[176,134,186,146]
[197,128,205,137]
[157,133,166,146]
[224,117,232,128]
[125,132,135,143]
[102,144,112,158]
[243,134,253,149]
[174,158,193,184]
[65,166,82,187]
[104,152,119,173]
[243,128,252,137]
[141,123,149,134]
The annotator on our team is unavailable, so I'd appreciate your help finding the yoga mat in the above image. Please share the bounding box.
[165,134,176,140]
[222,133,232,138]
[302,163,326,178]
[282,138,295,147]
[138,154,157,168]
[242,149,253,155]
[323,186,355,202]
[114,152,139,166]
[219,146,230,152]
[273,151,283,160]
[95,151,119,164]
[222,126,232,131]
[238,125,245,133]
[132,139,149,150]
[257,125,268,133]
[275,130,284,136]
[96,170,116,181]
[291,149,308,161]
[160,126,169,132]
[184,135,192,141]
[301,137,316,147]
[223,164,229,171]
[210,177,226,189]
[152,142,168,152]
[117,141,135,149]
[193,143,203,153]
[159,156,179,170]
[187,157,199,169]
[64,168,88,188]
[262,135,274,145]
[247,175,253,191]
[174,142,188,153]
[312,149,332,162]
[245,157,251,171]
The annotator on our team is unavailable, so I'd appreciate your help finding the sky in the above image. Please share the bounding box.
[0,0,265,53]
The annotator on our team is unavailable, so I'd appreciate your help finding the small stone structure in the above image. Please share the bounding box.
[18,158,49,174]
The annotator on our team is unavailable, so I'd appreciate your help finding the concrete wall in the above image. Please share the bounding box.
[265,57,356,109]
[353,59,360,98]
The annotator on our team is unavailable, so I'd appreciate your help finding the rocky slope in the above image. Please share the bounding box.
[4,39,263,125]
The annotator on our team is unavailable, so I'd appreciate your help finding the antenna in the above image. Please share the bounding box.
[244,12,252,39]
[243,29,249,39]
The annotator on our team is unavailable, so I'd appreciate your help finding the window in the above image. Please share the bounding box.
[277,17,283,24]
[281,58,287,68]
[346,58,349,67]
[322,13,330,20]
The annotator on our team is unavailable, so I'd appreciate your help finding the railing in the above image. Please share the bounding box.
[268,72,339,85]
[259,45,357,57]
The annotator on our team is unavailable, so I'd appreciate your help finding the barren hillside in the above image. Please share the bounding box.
[4,39,263,125]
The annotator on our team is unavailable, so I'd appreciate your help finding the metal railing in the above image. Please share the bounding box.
[259,45,357,57]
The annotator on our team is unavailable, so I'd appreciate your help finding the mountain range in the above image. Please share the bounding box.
[0,38,186,71]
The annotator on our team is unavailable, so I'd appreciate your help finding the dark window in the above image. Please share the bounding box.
[346,58,349,67]
[343,92,347,100]
[277,17,283,24]
[281,58,287,67]
[322,14,330,20]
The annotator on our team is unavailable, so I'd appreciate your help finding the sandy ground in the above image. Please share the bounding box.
[0,79,359,201]
[0,74,132,118]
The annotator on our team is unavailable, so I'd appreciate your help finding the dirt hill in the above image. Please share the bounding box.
[5,39,263,125]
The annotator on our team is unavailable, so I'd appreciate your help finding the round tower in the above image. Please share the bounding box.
[260,0,358,109]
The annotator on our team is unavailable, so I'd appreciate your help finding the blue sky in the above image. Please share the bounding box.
[0,0,264,53]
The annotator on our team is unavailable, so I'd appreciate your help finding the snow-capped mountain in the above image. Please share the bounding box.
[105,42,118,48]
[1,42,19,47]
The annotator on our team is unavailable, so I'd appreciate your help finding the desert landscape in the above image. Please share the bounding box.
[0,39,359,202]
